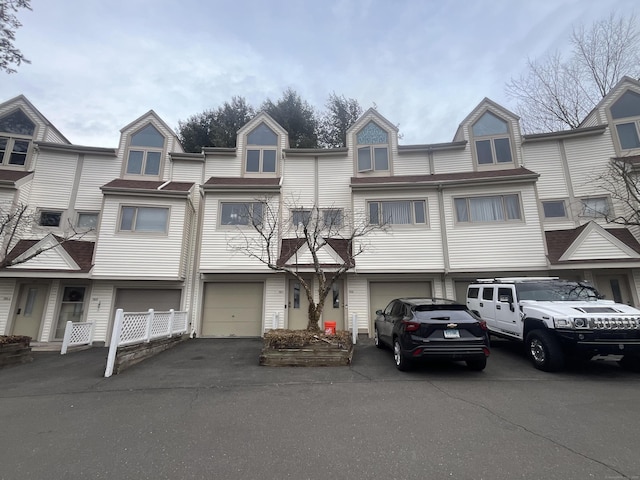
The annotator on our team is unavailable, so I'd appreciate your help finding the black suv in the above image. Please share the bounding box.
[374,298,490,371]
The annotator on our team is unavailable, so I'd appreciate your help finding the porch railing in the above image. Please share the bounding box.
[104,308,189,377]
[60,321,94,354]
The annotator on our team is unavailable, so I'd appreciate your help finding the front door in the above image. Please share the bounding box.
[595,274,633,305]
[321,280,344,330]
[288,278,311,330]
[11,283,48,339]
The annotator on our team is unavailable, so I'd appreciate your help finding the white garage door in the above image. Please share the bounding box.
[115,289,182,312]
[369,281,432,325]
[202,282,263,337]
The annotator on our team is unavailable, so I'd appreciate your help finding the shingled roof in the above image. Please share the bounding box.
[277,238,354,268]
[3,237,95,273]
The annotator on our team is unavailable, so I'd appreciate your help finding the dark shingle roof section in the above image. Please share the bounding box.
[351,167,538,187]
[277,238,354,268]
[101,179,194,195]
[0,170,33,183]
[4,238,95,273]
[203,177,281,192]
[545,225,640,264]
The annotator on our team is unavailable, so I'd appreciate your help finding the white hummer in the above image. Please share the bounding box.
[466,277,640,371]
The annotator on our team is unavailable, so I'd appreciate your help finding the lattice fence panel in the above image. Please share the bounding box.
[69,323,93,345]
[119,313,149,345]
[151,312,170,338]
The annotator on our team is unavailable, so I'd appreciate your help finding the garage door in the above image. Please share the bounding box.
[369,282,432,325]
[115,289,182,312]
[202,282,263,337]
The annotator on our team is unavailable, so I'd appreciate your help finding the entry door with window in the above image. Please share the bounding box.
[595,275,633,305]
[322,280,344,330]
[54,286,87,339]
[288,278,311,330]
[11,284,48,339]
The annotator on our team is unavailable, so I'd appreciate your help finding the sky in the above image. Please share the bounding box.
[1,0,636,148]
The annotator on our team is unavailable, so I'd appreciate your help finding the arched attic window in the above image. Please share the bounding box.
[0,109,35,166]
[472,111,513,165]
[125,123,165,176]
[246,123,277,173]
[611,90,640,150]
[356,121,389,172]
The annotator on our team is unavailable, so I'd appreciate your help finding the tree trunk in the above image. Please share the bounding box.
[307,302,323,332]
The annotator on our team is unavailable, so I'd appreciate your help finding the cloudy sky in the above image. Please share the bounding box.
[1,0,636,148]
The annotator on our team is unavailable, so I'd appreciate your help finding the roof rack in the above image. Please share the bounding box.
[475,277,560,284]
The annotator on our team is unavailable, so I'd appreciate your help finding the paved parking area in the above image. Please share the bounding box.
[1,337,639,479]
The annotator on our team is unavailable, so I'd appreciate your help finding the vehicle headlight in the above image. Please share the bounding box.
[573,318,589,329]
[554,317,572,328]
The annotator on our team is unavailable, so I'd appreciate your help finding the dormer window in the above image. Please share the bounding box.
[472,111,513,165]
[611,90,640,150]
[0,109,35,167]
[126,124,165,176]
[356,122,389,172]
[246,123,277,173]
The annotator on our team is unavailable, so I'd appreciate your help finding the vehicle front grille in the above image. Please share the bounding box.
[586,317,640,330]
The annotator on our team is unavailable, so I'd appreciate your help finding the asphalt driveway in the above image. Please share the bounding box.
[1,337,639,479]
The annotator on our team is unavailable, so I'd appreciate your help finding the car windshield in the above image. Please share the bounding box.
[515,281,600,301]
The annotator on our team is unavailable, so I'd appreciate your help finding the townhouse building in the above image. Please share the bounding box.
[2,76,640,345]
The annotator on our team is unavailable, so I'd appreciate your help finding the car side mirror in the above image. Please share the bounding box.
[376,309,383,316]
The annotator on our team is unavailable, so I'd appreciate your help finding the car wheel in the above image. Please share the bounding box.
[525,330,564,372]
[466,357,487,371]
[393,338,411,371]
[374,327,384,349]
[619,354,640,372]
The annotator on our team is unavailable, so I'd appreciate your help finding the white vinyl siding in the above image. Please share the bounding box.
[445,186,547,271]
[393,153,429,176]
[264,276,286,330]
[281,157,315,206]
[317,155,352,209]
[563,133,616,198]
[75,154,121,209]
[92,196,188,278]
[28,151,75,208]
[522,142,568,198]
[353,192,444,272]
[432,148,474,174]
[84,282,114,344]
[0,279,16,334]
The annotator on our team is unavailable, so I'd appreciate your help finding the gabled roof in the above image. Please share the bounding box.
[545,222,640,265]
[277,238,354,268]
[101,179,194,197]
[454,98,520,141]
[579,76,640,128]
[119,109,178,138]
[0,95,71,144]
[237,111,289,149]
[347,107,399,136]
[3,234,94,273]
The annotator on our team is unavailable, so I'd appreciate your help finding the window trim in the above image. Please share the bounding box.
[290,208,312,228]
[245,147,278,174]
[367,199,428,226]
[76,211,100,230]
[117,205,170,234]
[541,199,569,221]
[579,196,611,219]
[355,121,390,174]
[218,201,264,228]
[123,123,166,178]
[609,89,640,154]
[37,209,64,228]
[454,193,523,224]
[471,111,514,168]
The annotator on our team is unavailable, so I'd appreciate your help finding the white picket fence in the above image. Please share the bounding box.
[104,308,189,377]
[60,321,94,354]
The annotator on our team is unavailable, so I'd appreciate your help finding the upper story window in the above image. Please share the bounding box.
[472,111,513,165]
[0,109,35,167]
[120,206,168,233]
[356,122,389,172]
[322,208,343,229]
[76,212,99,229]
[580,197,610,218]
[126,124,165,176]
[542,200,568,219]
[611,90,640,150]
[368,200,426,225]
[291,209,312,227]
[39,210,63,227]
[220,202,263,226]
[246,123,277,173]
[455,194,521,223]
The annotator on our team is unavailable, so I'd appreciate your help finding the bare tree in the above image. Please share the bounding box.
[506,12,640,133]
[590,158,640,227]
[0,0,32,74]
[226,197,388,332]
[0,202,91,268]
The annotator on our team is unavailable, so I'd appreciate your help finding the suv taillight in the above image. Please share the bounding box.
[402,321,421,333]
[478,320,488,331]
